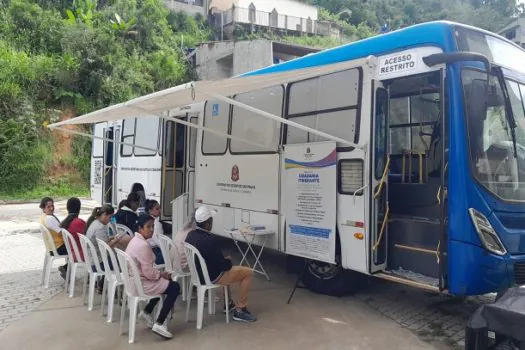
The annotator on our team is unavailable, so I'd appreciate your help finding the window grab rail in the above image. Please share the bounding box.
[373,202,389,251]
[374,156,390,199]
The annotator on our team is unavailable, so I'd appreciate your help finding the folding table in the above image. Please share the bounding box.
[224,226,275,281]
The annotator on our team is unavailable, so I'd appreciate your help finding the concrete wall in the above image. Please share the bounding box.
[195,40,273,80]
[232,40,273,76]
[195,41,235,80]
[164,0,207,16]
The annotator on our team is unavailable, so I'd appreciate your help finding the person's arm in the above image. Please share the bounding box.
[207,236,232,272]
[135,244,162,281]
[45,215,62,233]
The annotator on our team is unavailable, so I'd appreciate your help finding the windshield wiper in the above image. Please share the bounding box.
[493,66,518,158]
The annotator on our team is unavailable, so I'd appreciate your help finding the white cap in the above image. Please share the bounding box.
[195,206,217,223]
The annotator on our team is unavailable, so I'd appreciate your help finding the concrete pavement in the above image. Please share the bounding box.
[0,254,439,350]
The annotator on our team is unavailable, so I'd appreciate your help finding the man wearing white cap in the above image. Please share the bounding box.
[185,205,256,322]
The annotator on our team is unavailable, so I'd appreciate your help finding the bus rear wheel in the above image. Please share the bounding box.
[300,259,364,296]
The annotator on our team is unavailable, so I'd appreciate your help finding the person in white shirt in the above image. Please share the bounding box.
[144,199,165,265]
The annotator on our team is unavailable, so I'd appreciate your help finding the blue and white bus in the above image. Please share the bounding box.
[71,20,525,297]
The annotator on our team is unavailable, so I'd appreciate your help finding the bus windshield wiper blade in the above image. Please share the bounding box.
[494,66,518,158]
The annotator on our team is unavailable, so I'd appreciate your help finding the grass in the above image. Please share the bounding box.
[0,177,89,201]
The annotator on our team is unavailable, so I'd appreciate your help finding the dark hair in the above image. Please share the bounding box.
[123,192,141,210]
[118,200,126,210]
[144,199,159,214]
[196,217,213,230]
[137,214,154,229]
[39,197,53,210]
[61,197,82,229]
[84,205,115,234]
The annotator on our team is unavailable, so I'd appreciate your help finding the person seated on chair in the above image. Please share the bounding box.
[114,192,140,232]
[85,205,131,293]
[39,197,68,280]
[60,197,86,262]
[185,206,256,322]
[126,214,180,339]
[144,199,164,265]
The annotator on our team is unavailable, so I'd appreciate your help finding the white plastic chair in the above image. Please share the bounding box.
[158,234,191,301]
[184,243,229,329]
[40,224,68,289]
[79,234,105,311]
[97,238,124,323]
[116,224,134,237]
[115,249,164,344]
[61,230,86,297]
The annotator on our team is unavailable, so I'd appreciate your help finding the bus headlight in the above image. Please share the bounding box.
[468,208,507,256]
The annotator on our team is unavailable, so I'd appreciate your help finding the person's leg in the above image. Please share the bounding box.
[156,281,180,325]
[55,245,68,276]
[144,298,160,314]
[217,266,253,309]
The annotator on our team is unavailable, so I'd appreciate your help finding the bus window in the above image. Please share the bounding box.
[389,93,439,154]
[202,101,229,155]
[189,121,197,168]
[230,85,283,154]
[175,123,185,168]
[164,121,175,167]
[286,68,361,148]
[134,117,159,156]
[121,118,136,157]
[93,124,104,158]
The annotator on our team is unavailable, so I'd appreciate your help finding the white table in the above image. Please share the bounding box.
[224,226,275,281]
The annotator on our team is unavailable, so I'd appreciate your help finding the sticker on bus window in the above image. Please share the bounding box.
[379,52,418,76]
[212,103,219,116]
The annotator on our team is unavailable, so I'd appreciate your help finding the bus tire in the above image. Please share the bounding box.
[300,259,364,297]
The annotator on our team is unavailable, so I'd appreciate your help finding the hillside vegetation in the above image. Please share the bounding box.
[0,0,520,199]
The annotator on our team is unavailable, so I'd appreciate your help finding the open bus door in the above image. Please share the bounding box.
[369,82,389,273]
[161,115,197,221]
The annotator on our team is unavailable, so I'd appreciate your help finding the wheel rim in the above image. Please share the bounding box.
[307,259,340,280]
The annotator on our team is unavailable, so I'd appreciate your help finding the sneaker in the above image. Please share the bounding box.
[232,308,257,322]
[138,311,154,328]
[223,300,235,314]
[152,323,173,339]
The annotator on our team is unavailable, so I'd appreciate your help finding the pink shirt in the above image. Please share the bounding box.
[125,233,169,296]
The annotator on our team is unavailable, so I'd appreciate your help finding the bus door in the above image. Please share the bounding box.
[185,115,198,218]
[161,116,195,220]
[369,83,389,273]
[112,125,120,207]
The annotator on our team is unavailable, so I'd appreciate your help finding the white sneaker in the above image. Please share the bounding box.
[138,311,154,328]
[152,323,173,339]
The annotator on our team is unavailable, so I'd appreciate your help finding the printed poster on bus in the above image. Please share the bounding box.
[284,142,337,264]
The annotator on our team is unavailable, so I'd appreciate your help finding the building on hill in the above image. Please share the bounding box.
[189,39,319,80]
[208,0,341,39]
[165,0,210,16]
[498,17,525,48]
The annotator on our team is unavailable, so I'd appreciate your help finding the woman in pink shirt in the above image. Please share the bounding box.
[125,214,180,339]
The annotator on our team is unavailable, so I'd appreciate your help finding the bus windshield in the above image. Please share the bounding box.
[456,26,525,75]
[462,69,525,202]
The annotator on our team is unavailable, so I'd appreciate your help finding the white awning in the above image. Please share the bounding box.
[48,57,373,127]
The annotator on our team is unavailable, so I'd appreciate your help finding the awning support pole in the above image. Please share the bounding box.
[50,126,158,153]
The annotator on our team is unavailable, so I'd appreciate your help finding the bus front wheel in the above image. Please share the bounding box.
[300,259,364,296]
